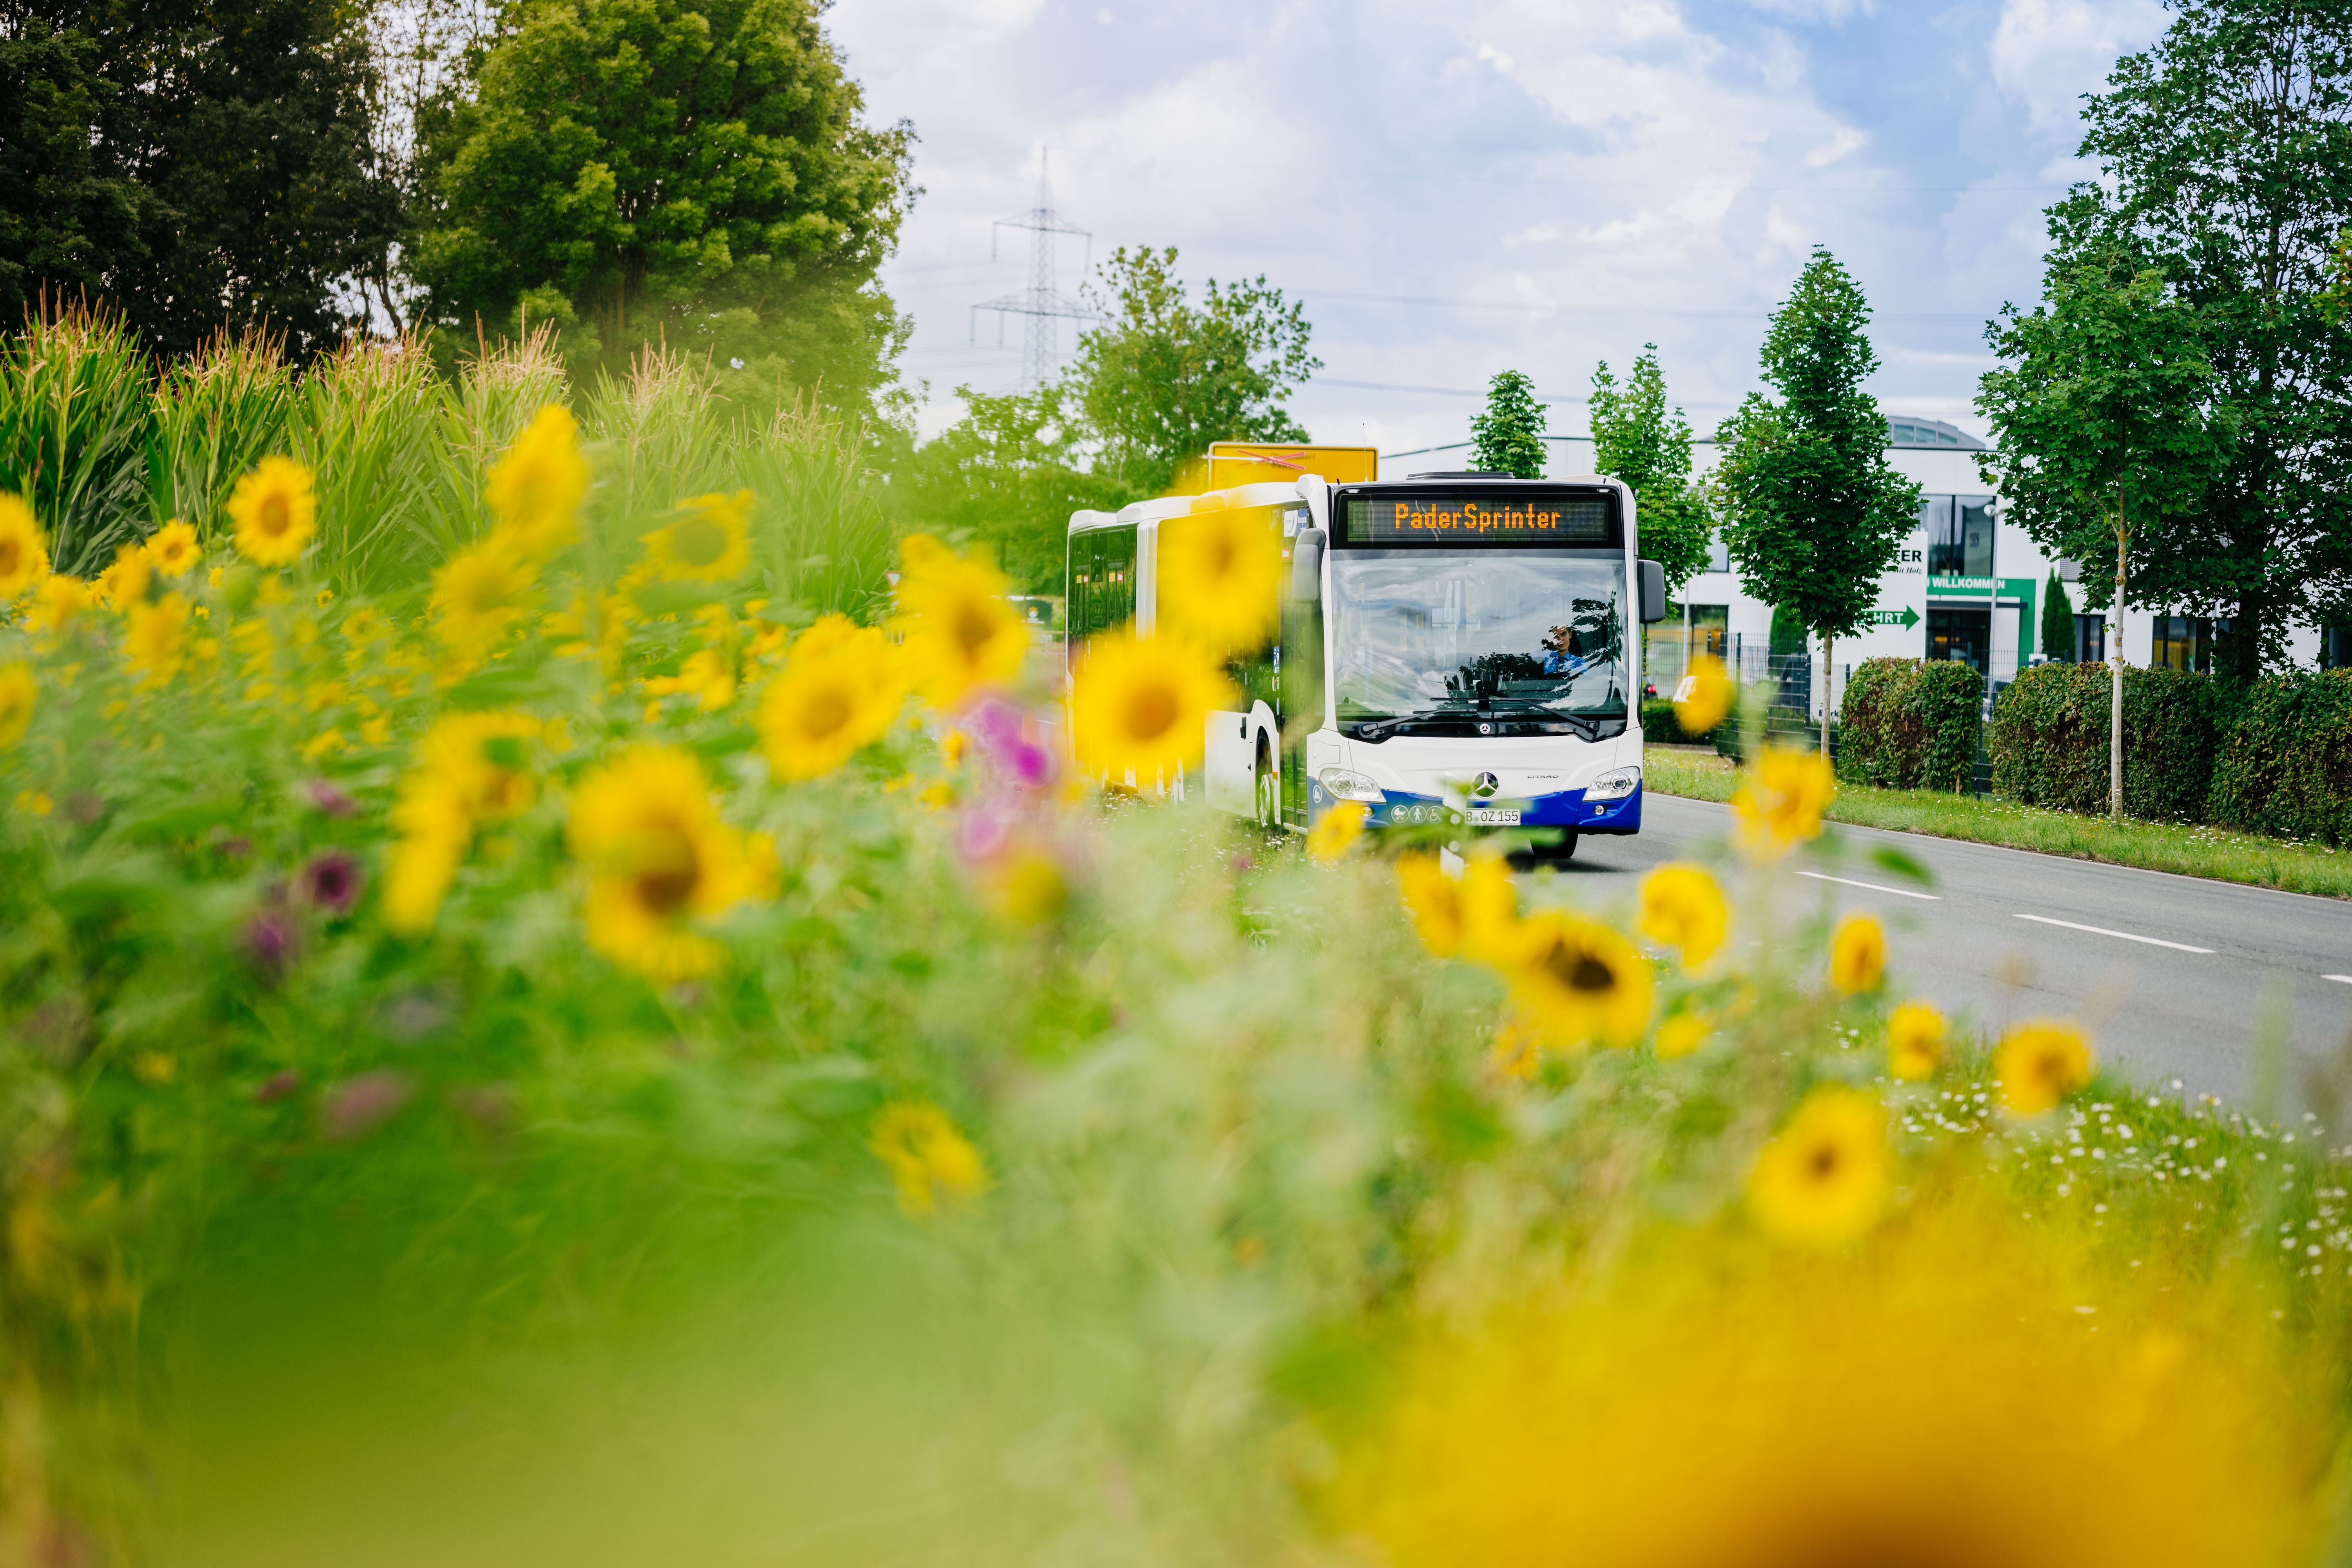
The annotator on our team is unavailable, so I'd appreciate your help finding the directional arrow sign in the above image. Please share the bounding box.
[1861,607,1922,629]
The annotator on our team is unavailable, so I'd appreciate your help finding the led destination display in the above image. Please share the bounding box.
[1345,493,1615,545]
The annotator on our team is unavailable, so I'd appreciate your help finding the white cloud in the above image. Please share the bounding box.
[1989,0,2165,136]
[831,0,2160,452]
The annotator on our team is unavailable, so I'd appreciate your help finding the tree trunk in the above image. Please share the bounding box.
[1820,631,1833,759]
[2111,515,2127,822]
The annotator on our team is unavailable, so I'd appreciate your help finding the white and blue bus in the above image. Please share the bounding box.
[1068,452,1667,861]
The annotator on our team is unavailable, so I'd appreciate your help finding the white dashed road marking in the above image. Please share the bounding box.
[1795,870,1941,901]
[2013,913,2214,954]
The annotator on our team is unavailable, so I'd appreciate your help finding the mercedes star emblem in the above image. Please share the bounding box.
[1472,772,1501,798]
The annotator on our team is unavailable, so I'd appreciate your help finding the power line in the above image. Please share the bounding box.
[1300,288,1990,322]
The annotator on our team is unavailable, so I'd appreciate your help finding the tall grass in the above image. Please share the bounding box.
[0,299,154,574]
[149,328,295,548]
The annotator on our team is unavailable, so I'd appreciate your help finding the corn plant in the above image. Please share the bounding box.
[583,346,729,576]
[0,299,154,574]
[290,338,452,594]
[421,324,570,563]
[149,327,296,548]
[730,395,895,619]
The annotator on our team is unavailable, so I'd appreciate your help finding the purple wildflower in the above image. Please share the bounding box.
[298,849,365,915]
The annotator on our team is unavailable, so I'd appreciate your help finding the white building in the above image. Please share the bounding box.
[1381,416,2323,719]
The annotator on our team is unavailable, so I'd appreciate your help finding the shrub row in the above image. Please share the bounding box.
[1836,658,1982,792]
[2210,670,2352,844]
[1990,663,2245,824]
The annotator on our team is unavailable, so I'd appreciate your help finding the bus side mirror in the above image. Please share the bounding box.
[1639,559,1667,623]
[1290,528,1325,604]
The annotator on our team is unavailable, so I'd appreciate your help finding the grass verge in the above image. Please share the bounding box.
[1645,744,2352,900]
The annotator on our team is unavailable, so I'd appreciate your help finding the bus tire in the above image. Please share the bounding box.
[1530,829,1578,862]
[1254,736,1278,829]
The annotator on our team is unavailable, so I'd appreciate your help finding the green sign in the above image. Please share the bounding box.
[1929,575,1996,596]
[1862,606,1922,630]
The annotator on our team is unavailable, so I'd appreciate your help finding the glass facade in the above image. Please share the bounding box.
[1922,495,1995,579]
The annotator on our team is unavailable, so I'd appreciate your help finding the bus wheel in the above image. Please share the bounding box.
[1530,830,1578,863]
[1254,738,1278,829]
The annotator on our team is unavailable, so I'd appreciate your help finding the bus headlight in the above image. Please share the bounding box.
[1318,768,1386,803]
[1585,766,1641,801]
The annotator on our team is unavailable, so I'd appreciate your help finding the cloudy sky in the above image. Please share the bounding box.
[829,0,2169,457]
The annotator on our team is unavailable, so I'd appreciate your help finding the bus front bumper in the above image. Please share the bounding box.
[1326,782,1644,836]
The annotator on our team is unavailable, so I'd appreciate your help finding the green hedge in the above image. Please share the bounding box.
[2210,670,2352,845]
[1640,699,1690,745]
[1990,663,2242,822]
[1836,658,1982,791]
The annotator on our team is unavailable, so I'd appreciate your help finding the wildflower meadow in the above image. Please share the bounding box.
[4,326,2352,1563]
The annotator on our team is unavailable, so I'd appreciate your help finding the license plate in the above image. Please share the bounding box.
[1466,808,1522,826]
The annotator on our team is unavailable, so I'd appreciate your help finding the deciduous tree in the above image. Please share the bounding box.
[1715,247,1920,755]
[1066,247,1318,495]
[2043,0,2352,676]
[409,0,913,416]
[891,382,1129,593]
[1590,345,1710,594]
[1469,369,1545,479]
[1978,258,2219,817]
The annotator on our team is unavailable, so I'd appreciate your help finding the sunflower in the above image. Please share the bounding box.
[385,776,470,935]
[94,542,150,610]
[26,575,89,635]
[0,494,47,596]
[123,593,190,686]
[1636,862,1729,967]
[1671,652,1734,736]
[419,710,544,823]
[1156,499,1282,653]
[1497,910,1654,1050]
[647,648,738,712]
[1747,1085,1891,1246]
[895,534,1031,709]
[0,662,35,746]
[869,1103,990,1217]
[486,403,589,558]
[149,519,201,577]
[567,744,764,983]
[227,456,318,567]
[1828,913,1886,994]
[1329,1201,2314,1568]
[1731,745,1835,860]
[1887,999,1946,1081]
[1069,628,1234,781]
[1308,800,1370,862]
[1396,851,1466,956]
[430,539,538,664]
[1653,1008,1712,1060]
[642,490,753,582]
[1996,1018,2096,1116]
[757,618,902,780]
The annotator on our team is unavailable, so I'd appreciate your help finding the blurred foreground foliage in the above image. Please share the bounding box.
[0,418,2350,1565]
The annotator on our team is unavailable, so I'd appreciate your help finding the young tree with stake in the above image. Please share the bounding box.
[1978,259,2218,820]
[1714,249,1919,757]
[1590,346,1712,596]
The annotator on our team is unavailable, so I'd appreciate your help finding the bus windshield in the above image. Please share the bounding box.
[1328,548,1629,739]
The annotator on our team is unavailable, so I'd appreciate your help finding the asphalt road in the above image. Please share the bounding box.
[1555,791,2352,1113]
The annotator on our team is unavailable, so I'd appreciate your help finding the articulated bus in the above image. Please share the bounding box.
[1067,445,1668,860]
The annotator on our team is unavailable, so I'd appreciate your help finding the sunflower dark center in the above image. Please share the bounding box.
[671,515,728,566]
[955,601,997,659]
[1808,1143,1842,1178]
[627,822,700,915]
[0,539,19,573]
[259,494,290,536]
[1543,940,1616,994]
[1125,684,1179,741]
